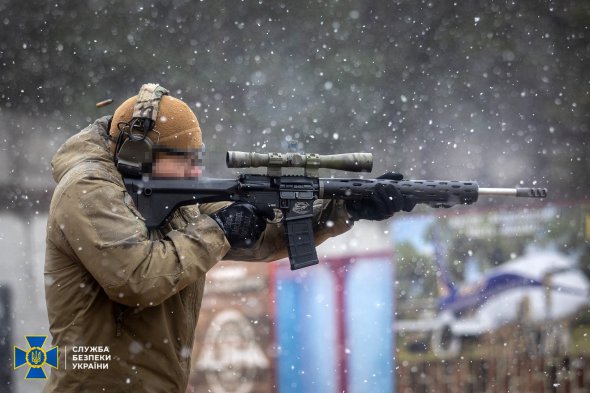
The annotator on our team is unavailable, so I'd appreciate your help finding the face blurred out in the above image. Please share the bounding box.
[152,153,202,179]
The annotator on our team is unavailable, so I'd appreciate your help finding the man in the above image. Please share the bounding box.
[44,84,413,392]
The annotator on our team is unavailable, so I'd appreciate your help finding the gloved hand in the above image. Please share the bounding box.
[345,172,416,221]
[209,202,275,248]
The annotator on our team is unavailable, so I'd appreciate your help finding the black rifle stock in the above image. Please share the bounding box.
[124,151,547,270]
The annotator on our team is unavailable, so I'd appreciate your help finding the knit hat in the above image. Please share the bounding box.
[109,94,203,153]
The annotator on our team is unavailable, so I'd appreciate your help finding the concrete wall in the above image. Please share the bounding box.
[0,213,50,393]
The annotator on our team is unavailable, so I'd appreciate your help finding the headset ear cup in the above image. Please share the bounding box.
[113,84,170,176]
[116,137,154,177]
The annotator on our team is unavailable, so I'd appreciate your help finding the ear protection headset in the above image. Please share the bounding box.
[112,84,170,177]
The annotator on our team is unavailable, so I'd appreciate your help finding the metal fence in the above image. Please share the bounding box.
[397,355,589,393]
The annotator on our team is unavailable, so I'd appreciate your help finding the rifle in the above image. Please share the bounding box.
[124,151,547,270]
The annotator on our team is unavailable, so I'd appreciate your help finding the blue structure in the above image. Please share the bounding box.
[274,255,395,393]
[345,258,395,393]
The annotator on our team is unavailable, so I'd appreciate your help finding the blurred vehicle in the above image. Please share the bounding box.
[397,248,590,357]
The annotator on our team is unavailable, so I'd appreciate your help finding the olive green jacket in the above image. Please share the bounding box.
[43,117,351,392]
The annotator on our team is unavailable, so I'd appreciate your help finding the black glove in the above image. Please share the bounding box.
[345,172,416,221]
[210,202,275,248]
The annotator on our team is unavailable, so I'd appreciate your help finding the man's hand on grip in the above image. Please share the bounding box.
[209,202,274,248]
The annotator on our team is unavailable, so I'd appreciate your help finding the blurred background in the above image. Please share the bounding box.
[0,0,588,392]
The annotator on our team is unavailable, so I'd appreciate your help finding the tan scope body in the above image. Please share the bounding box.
[226,151,373,173]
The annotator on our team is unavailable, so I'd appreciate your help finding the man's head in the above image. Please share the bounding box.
[109,85,203,177]
[151,150,203,178]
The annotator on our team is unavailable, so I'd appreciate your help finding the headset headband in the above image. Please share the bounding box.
[132,83,170,128]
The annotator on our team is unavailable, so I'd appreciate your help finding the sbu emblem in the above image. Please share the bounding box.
[14,336,58,379]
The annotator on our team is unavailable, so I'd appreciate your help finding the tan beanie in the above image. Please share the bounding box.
[109,94,203,153]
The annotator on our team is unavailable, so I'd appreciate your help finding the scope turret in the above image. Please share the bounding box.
[226,151,373,176]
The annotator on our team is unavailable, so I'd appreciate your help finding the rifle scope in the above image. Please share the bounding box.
[226,151,373,173]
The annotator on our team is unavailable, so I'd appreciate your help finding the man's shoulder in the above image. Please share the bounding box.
[59,160,122,187]
[52,161,124,209]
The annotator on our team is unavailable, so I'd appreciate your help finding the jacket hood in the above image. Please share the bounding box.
[51,116,115,183]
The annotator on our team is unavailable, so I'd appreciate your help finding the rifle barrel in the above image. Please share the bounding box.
[478,187,547,198]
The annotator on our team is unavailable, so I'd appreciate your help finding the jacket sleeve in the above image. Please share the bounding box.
[53,175,230,307]
[199,199,353,262]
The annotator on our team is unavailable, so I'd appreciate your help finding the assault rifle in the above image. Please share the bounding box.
[124,151,547,270]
